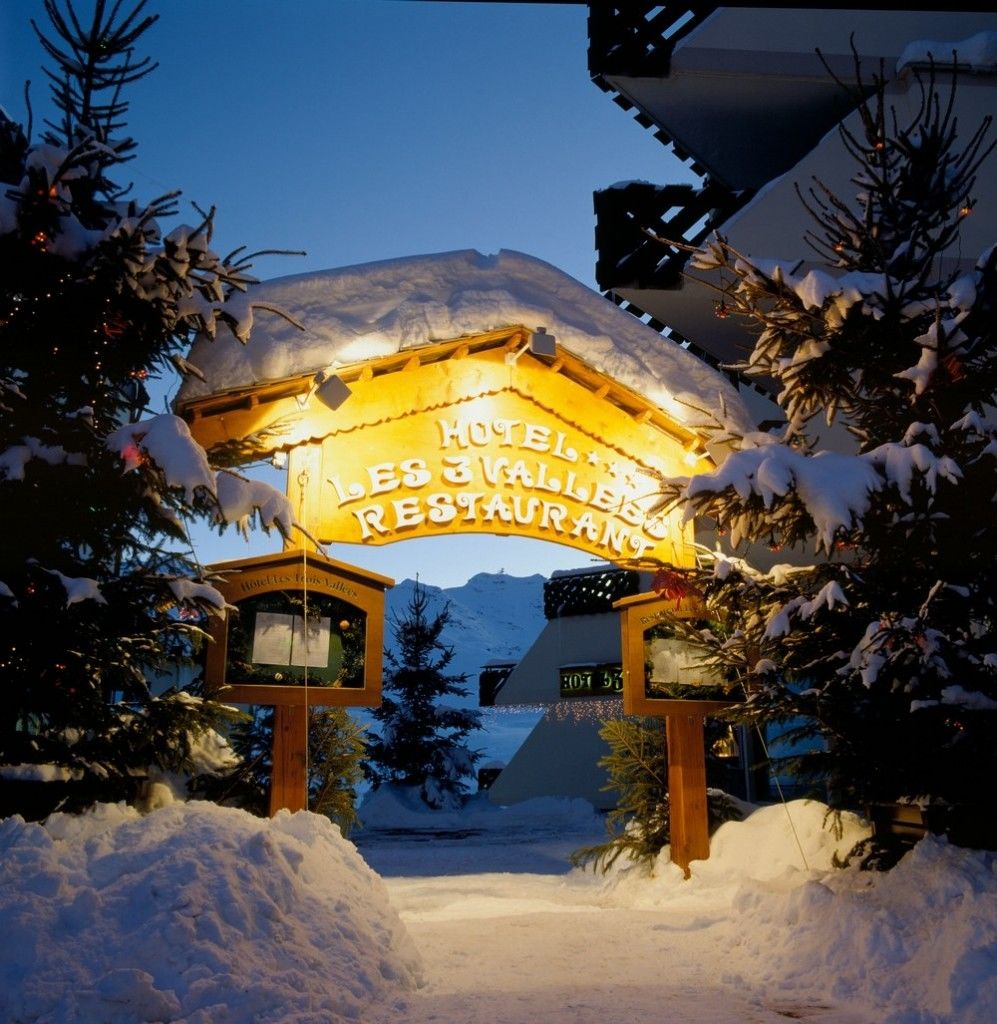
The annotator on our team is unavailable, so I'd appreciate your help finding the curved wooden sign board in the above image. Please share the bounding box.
[178,328,719,815]
[178,326,710,569]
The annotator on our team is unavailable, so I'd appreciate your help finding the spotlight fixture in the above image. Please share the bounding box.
[313,369,352,411]
[682,440,709,467]
[506,326,557,365]
[528,326,557,359]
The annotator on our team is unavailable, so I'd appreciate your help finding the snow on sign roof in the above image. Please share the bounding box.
[178,249,754,434]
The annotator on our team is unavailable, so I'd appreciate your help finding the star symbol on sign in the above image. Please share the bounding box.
[586,451,601,466]
[608,462,626,479]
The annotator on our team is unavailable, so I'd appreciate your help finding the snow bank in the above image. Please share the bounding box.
[596,801,997,1024]
[177,249,754,434]
[736,837,997,1024]
[0,801,422,1024]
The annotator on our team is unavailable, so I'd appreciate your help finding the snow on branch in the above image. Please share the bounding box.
[214,471,296,539]
[106,415,214,502]
[680,444,881,550]
[33,564,107,607]
[673,434,967,552]
[864,442,962,502]
[166,578,228,617]
[104,414,297,537]
[0,438,86,480]
[911,685,997,712]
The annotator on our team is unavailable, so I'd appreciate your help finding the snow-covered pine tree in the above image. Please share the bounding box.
[659,62,996,834]
[367,583,482,810]
[571,717,743,873]
[0,0,297,816]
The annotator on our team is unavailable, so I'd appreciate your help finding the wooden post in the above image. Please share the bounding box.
[666,713,710,877]
[269,704,309,815]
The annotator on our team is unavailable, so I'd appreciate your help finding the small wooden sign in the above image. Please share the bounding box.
[615,591,732,717]
[614,589,735,876]
[204,549,392,707]
[203,549,392,816]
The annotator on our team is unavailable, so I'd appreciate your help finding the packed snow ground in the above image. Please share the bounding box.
[2,793,995,1024]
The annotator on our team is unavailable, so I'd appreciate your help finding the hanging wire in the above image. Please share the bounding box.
[177,507,205,577]
[297,466,311,811]
[744,710,810,872]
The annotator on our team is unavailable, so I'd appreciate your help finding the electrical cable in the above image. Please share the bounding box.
[297,467,311,809]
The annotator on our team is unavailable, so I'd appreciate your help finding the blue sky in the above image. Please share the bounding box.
[2,0,690,588]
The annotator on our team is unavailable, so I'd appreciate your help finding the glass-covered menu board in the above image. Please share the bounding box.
[616,591,734,716]
[203,549,392,709]
[226,590,365,689]
[642,622,726,701]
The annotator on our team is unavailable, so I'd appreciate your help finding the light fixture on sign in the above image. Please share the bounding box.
[529,326,557,359]
[506,326,557,365]
[313,369,353,411]
[711,724,740,760]
[682,439,709,467]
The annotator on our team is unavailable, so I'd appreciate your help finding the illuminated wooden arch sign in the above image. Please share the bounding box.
[203,549,392,707]
[180,326,711,568]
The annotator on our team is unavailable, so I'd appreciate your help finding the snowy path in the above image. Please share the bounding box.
[357,833,874,1024]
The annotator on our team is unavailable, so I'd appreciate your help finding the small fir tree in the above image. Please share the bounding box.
[658,61,996,836]
[571,717,742,873]
[367,583,482,810]
[0,0,296,815]
[308,708,367,834]
[200,706,366,835]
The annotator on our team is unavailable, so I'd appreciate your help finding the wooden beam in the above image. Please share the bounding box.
[666,713,710,877]
[269,704,309,815]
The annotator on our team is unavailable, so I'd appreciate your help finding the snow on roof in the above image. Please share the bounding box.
[898,31,997,72]
[178,249,755,433]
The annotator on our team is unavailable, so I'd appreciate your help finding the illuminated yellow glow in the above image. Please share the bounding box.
[180,327,714,568]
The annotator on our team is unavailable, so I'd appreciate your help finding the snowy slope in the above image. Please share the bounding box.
[384,571,546,688]
[177,249,755,434]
